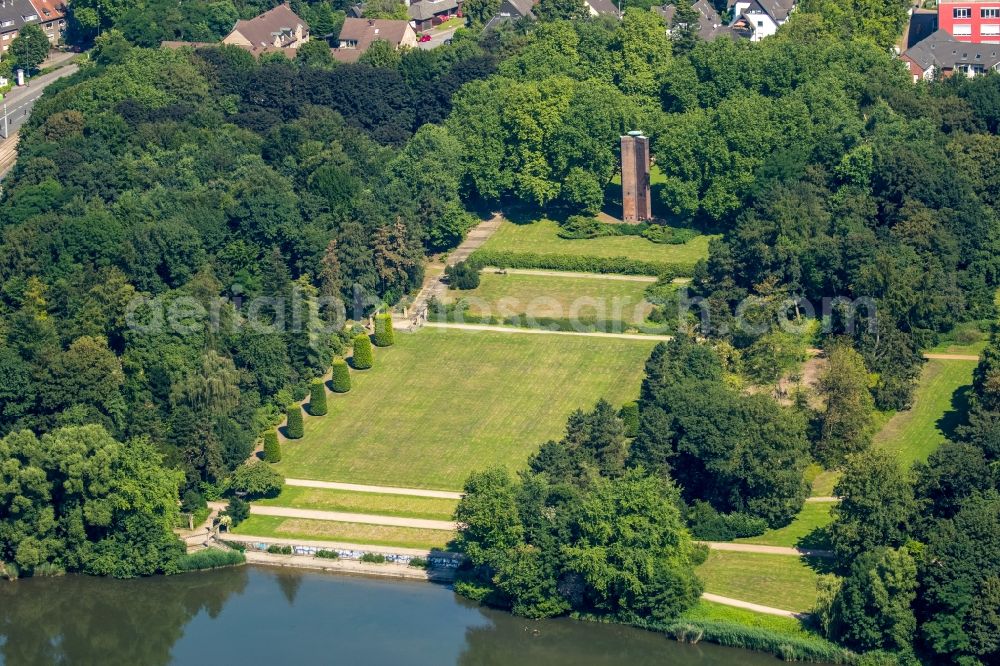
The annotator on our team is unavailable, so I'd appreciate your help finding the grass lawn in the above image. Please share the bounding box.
[734,503,834,550]
[480,218,713,267]
[678,600,816,637]
[256,486,458,521]
[276,328,655,490]
[874,359,977,468]
[442,272,655,328]
[696,551,824,613]
[232,515,454,551]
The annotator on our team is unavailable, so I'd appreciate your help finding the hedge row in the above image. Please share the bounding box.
[431,304,670,336]
[662,621,854,664]
[468,249,690,277]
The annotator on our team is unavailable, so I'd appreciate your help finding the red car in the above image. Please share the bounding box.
[418,34,432,43]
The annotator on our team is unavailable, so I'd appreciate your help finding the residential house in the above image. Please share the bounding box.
[654,0,727,40]
[938,0,1000,43]
[223,4,309,51]
[728,0,794,41]
[585,0,619,17]
[409,0,461,31]
[27,0,65,44]
[484,0,534,30]
[901,28,1000,80]
[0,0,42,57]
[334,17,417,62]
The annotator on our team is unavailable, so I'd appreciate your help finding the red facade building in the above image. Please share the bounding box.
[938,0,1000,43]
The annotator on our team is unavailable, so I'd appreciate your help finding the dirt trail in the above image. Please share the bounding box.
[209,502,457,531]
[699,541,833,558]
[701,593,807,618]
[421,321,674,341]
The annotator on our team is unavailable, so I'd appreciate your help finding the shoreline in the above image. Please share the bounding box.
[241,550,456,582]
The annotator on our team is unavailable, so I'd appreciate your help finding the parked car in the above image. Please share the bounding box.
[418,34,432,42]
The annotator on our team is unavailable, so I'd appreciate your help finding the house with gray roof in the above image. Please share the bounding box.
[654,0,727,40]
[408,0,461,31]
[484,0,534,30]
[901,28,1000,81]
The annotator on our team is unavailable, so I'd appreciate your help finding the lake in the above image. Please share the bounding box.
[0,566,783,665]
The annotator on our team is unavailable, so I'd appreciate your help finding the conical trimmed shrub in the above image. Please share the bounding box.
[373,313,394,347]
[286,405,304,439]
[263,431,281,462]
[353,334,373,369]
[331,358,351,393]
[309,380,328,416]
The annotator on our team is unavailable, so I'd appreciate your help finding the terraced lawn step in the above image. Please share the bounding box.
[285,478,462,500]
[210,502,457,531]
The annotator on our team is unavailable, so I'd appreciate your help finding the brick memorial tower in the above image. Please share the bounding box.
[620,131,651,222]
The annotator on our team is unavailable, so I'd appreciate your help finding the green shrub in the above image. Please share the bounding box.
[445,260,481,290]
[723,512,769,538]
[309,380,328,416]
[557,215,614,239]
[174,548,245,572]
[469,249,685,278]
[352,334,374,369]
[373,314,394,347]
[222,498,250,526]
[360,552,386,563]
[262,431,281,463]
[267,544,293,555]
[408,556,428,569]
[285,405,304,439]
[641,225,699,245]
[316,549,340,559]
[687,501,766,540]
[619,402,639,437]
[228,462,283,499]
[330,358,351,393]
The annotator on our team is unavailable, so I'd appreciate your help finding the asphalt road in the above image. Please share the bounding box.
[0,64,80,139]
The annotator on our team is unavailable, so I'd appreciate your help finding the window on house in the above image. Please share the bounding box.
[954,7,971,18]
[1,20,13,27]
[757,20,763,26]
[954,24,973,35]
[982,7,1000,17]
[982,24,1000,35]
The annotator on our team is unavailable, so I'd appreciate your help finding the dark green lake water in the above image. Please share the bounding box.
[0,566,783,665]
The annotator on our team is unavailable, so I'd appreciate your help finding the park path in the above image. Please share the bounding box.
[700,541,833,558]
[399,214,504,329]
[285,478,463,499]
[422,321,674,341]
[923,353,981,361]
[806,496,840,503]
[701,593,806,619]
[209,502,457,531]
[483,268,659,283]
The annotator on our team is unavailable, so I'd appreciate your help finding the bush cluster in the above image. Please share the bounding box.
[663,621,853,664]
[408,556,428,569]
[373,314,395,347]
[285,405,304,439]
[469,249,686,278]
[352,334,374,369]
[360,553,386,563]
[315,550,340,559]
[687,501,768,541]
[309,380,328,416]
[174,548,245,572]
[330,359,351,393]
[267,544,293,555]
[445,260,481,290]
[262,431,281,463]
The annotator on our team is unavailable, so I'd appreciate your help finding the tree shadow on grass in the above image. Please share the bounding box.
[796,526,833,552]
[937,384,972,440]
[801,554,837,576]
